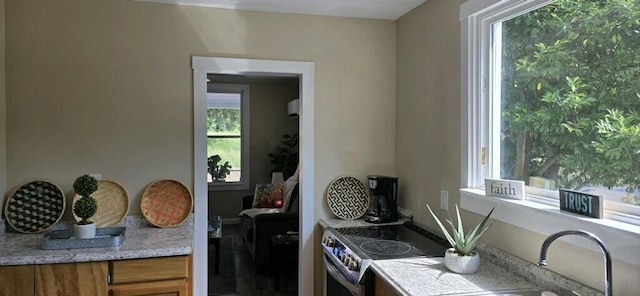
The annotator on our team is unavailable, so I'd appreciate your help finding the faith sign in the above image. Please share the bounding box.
[559,189,603,219]
[485,179,525,200]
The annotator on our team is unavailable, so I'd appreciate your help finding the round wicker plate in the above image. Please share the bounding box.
[326,176,370,220]
[72,180,129,227]
[4,180,65,233]
[141,179,193,227]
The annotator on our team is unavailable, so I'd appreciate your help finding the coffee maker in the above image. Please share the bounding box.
[364,175,399,223]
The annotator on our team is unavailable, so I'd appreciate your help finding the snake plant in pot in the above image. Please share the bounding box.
[427,204,494,274]
[73,174,99,239]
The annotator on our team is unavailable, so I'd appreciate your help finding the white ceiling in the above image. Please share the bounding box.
[134,0,427,20]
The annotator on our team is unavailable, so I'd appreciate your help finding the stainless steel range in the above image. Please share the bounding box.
[322,222,450,295]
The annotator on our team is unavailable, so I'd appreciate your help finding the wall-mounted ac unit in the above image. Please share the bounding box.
[288,99,299,118]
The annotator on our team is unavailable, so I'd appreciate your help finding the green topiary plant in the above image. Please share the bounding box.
[208,155,232,181]
[73,174,99,225]
[427,204,495,256]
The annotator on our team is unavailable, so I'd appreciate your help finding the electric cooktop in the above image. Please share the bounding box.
[330,222,450,260]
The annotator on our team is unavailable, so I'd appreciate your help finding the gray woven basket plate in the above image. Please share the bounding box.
[4,180,66,233]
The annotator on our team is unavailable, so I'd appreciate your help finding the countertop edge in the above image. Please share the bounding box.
[0,216,194,266]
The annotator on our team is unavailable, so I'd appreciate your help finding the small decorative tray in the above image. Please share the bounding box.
[41,227,126,250]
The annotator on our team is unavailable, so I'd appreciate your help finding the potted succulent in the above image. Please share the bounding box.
[73,174,99,239]
[427,204,494,274]
[208,155,232,182]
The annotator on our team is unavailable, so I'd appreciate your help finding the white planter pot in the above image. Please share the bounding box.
[74,223,96,239]
[444,248,480,274]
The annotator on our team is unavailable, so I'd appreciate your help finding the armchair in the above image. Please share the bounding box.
[239,183,299,272]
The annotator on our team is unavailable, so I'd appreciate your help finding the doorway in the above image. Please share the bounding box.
[192,57,315,296]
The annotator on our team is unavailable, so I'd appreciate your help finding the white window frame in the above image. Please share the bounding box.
[460,0,640,265]
[207,83,250,191]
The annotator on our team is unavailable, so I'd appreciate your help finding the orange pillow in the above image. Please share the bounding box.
[252,182,285,208]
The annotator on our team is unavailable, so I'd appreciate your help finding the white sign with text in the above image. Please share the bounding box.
[485,178,525,200]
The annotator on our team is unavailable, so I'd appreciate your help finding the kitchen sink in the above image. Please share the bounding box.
[444,288,549,296]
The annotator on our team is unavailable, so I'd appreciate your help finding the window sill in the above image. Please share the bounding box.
[208,182,249,191]
[460,188,640,265]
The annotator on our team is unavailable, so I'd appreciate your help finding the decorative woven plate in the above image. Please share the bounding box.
[326,176,370,220]
[72,180,129,227]
[141,179,193,227]
[4,180,65,233]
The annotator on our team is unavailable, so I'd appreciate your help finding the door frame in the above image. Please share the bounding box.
[191,56,315,295]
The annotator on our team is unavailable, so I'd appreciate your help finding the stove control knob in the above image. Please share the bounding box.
[348,261,359,271]
[340,254,348,263]
[343,257,351,266]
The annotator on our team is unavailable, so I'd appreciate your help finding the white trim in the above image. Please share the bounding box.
[207,83,250,191]
[461,189,640,265]
[192,56,315,296]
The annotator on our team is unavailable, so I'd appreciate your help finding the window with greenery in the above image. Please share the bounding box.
[466,0,639,223]
[207,84,250,190]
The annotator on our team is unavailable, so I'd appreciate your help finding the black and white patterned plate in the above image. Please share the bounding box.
[4,180,66,233]
[326,176,370,220]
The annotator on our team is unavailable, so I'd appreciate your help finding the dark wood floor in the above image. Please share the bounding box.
[209,223,298,296]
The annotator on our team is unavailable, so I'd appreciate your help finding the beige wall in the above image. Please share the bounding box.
[396,1,639,295]
[207,80,299,219]
[5,0,395,294]
[0,0,6,210]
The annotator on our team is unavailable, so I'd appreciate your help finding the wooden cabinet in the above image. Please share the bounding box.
[35,261,108,296]
[109,255,192,296]
[109,279,188,296]
[374,272,399,296]
[0,265,34,296]
[0,255,191,296]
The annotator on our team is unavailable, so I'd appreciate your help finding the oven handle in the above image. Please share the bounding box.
[323,254,361,295]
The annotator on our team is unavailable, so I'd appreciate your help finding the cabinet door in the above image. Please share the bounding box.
[374,272,399,296]
[109,279,188,296]
[35,261,108,296]
[0,265,34,296]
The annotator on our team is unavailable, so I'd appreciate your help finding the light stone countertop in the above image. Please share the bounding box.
[0,216,193,266]
[319,218,602,296]
[370,257,538,295]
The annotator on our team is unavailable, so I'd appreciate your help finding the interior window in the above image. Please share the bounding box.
[207,84,250,190]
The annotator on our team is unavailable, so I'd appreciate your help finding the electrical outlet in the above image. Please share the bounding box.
[89,173,102,180]
[440,190,449,211]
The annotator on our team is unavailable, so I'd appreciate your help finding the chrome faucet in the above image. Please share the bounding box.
[538,230,612,296]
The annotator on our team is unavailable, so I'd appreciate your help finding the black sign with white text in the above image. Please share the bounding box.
[559,189,603,219]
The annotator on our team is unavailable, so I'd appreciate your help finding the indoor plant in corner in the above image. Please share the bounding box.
[427,204,494,274]
[73,174,99,239]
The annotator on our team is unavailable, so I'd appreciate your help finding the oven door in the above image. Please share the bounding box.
[323,251,363,296]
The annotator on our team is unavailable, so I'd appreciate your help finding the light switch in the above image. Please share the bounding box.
[440,190,449,211]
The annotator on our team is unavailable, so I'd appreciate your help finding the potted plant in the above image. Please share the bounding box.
[427,204,494,274]
[208,155,232,182]
[268,133,299,180]
[73,174,99,239]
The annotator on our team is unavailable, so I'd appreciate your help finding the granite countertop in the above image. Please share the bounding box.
[319,218,601,296]
[0,216,193,266]
[371,257,538,295]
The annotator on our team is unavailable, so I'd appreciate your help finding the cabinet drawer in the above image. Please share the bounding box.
[109,256,188,284]
[109,279,188,296]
